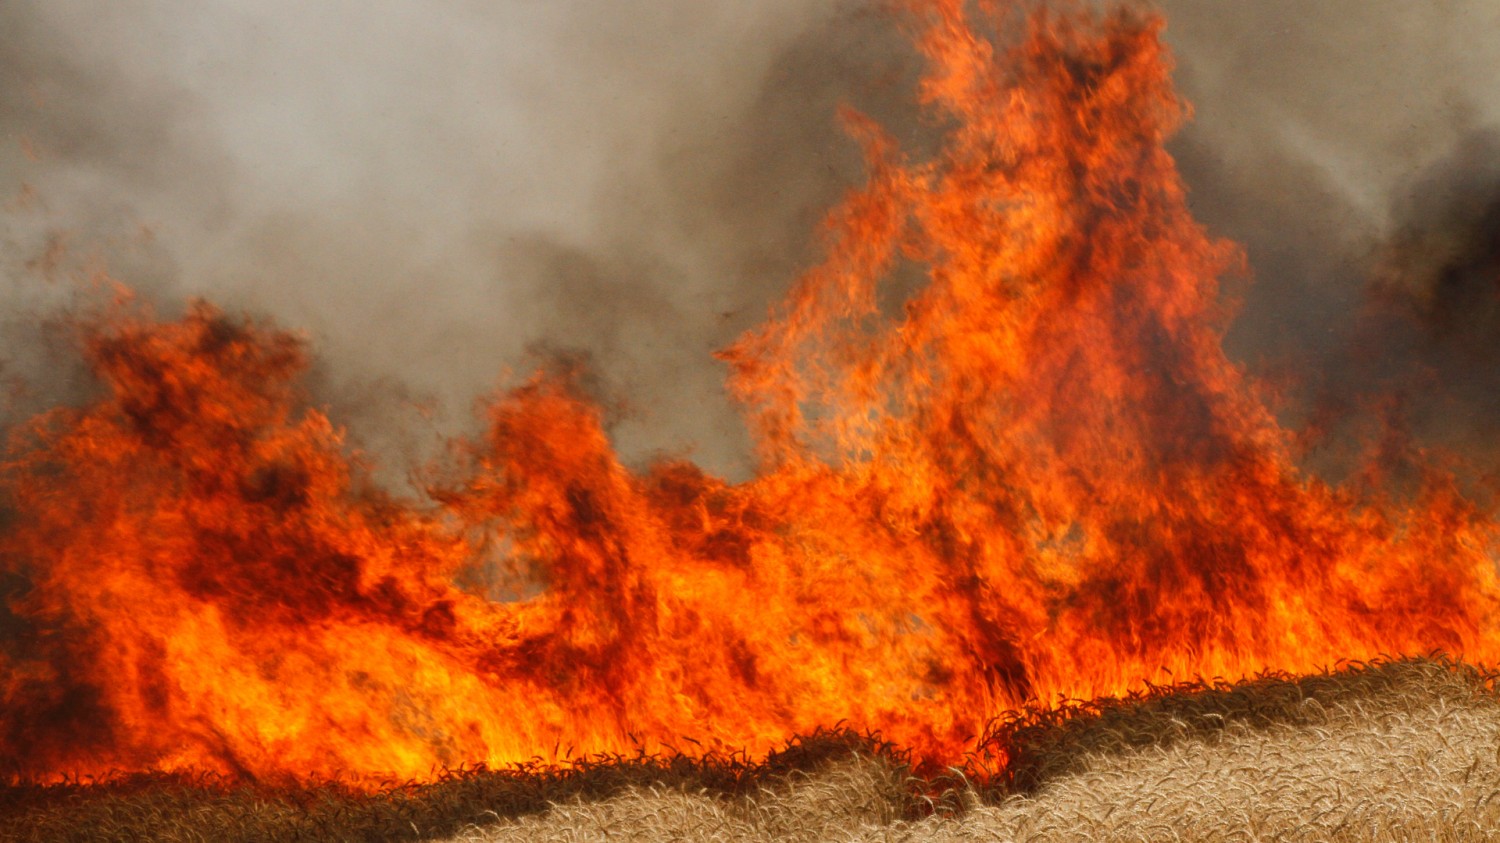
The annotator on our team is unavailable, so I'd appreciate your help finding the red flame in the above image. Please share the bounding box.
[4,1,1498,785]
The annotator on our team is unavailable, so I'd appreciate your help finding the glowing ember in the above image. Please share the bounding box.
[2,1,1498,785]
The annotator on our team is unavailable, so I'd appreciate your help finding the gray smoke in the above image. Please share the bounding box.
[0,0,905,481]
[1160,0,1500,332]
[1159,0,1500,471]
[2,0,1498,485]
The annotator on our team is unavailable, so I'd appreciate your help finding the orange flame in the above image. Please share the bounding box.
[3,1,1498,785]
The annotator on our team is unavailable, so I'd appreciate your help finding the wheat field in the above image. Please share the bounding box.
[6,658,1500,842]
[446,659,1500,843]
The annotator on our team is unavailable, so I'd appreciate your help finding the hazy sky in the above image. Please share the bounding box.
[3,1,1498,482]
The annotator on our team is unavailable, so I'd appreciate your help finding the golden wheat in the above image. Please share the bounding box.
[445,659,1500,843]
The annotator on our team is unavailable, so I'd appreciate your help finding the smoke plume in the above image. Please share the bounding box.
[2,0,1498,481]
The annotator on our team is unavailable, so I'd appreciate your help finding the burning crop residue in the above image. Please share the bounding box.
[3,0,1499,787]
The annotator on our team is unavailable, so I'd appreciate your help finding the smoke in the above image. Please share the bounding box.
[2,0,1498,483]
[0,0,907,482]
[1156,0,1500,462]
[1328,130,1500,469]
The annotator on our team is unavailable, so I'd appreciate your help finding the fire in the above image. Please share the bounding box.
[3,1,1498,785]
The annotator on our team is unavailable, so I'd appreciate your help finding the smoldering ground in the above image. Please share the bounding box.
[2,0,1499,485]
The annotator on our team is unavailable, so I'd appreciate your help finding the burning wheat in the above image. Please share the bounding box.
[1,7,1499,837]
[6,658,1494,840]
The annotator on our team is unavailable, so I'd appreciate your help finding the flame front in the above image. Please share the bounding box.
[4,1,1498,785]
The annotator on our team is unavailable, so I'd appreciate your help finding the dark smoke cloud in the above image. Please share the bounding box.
[2,0,1498,484]
[1325,130,1500,467]
[1158,4,1500,350]
[1376,131,1500,355]
[1157,0,1500,471]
